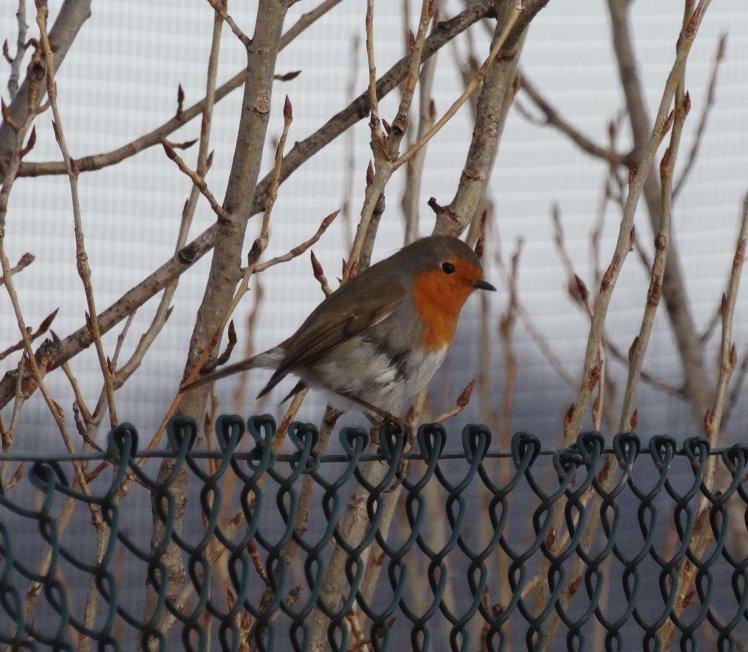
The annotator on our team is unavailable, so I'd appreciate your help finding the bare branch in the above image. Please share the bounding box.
[619,87,690,431]
[673,33,726,200]
[162,140,231,221]
[565,0,711,441]
[518,73,635,167]
[6,1,29,100]
[37,1,118,426]
[0,251,33,286]
[17,0,341,177]
[205,0,251,47]
[0,0,92,164]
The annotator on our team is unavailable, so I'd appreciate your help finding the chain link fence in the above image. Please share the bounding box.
[0,415,745,650]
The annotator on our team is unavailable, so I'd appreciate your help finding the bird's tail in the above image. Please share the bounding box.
[179,348,282,393]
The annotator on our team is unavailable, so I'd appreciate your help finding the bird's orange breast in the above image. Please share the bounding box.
[412,266,478,351]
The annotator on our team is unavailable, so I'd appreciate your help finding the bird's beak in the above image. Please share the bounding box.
[471,279,496,291]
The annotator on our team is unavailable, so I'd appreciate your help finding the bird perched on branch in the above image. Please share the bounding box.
[181,235,495,423]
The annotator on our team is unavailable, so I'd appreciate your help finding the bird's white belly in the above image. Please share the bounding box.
[306,336,447,415]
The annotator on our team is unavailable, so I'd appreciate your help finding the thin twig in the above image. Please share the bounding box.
[619,87,690,431]
[432,378,475,423]
[394,0,524,170]
[518,73,635,167]
[205,0,251,47]
[673,33,726,200]
[162,140,231,221]
[662,191,747,647]
[253,209,339,273]
[37,2,118,427]
[564,0,711,441]
[0,251,33,286]
[18,0,343,177]
[5,0,28,100]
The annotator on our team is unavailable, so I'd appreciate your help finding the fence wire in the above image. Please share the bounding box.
[0,415,745,651]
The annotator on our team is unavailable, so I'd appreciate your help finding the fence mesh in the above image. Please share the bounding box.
[0,415,745,650]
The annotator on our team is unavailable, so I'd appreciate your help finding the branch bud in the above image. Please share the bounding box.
[456,378,476,409]
[283,95,293,120]
[682,90,691,115]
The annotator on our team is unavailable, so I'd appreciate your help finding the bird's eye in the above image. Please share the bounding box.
[442,262,456,274]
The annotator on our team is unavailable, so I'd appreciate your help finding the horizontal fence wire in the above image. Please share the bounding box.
[0,415,745,651]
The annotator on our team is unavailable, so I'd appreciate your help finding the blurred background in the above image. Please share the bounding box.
[1,0,746,448]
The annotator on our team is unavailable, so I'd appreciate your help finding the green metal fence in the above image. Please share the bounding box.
[0,415,745,650]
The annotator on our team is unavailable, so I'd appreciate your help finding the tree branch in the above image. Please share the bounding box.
[0,0,91,164]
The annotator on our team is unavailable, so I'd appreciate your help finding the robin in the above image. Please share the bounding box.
[182,235,495,423]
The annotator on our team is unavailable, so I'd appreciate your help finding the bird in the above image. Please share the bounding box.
[181,235,495,423]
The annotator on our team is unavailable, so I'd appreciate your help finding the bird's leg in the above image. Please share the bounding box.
[337,391,412,471]
[335,390,406,431]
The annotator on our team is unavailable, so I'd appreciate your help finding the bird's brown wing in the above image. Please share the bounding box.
[257,263,407,397]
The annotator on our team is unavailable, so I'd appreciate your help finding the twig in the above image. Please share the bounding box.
[499,239,522,442]
[0,251,33,286]
[231,281,264,413]
[345,0,435,279]
[5,1,28,100]
[37,2,118,427]
[432,378,475,423]
[17,0,342,177]
[661,191,747,647]
[339,34,360,249]
[205,0,251,47]
[564,0,711,442]
[721,349,747,428]
[394,0,527,171]
[401,5,439,244]
[253,209,339,272]
[673,33,726,200]
[518,73,635,167]
[162,140,231,221]
[0,306,57,362]
[619,87,690,431]
[607,0,712,423]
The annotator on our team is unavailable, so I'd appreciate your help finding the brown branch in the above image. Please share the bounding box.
[432,0,537,237]
[432,377,476,423]
[5,0,29,100]
[673,33,726,200]
[401,12,438,244]
[518,73,635,167]
[205,0,250,47]
[395,0,527,172]
[37,1,118,427]
[0,307,57,362]
[607,0,712,424]
[162,140,231,221]
[565,0,711,441]
[345,0,434,279]
[17,0,340,177]
[0,251,33,286]
[0,0,91,163]
[619,87,690,431]
[254,209,339,273]
[661,190,747,647]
